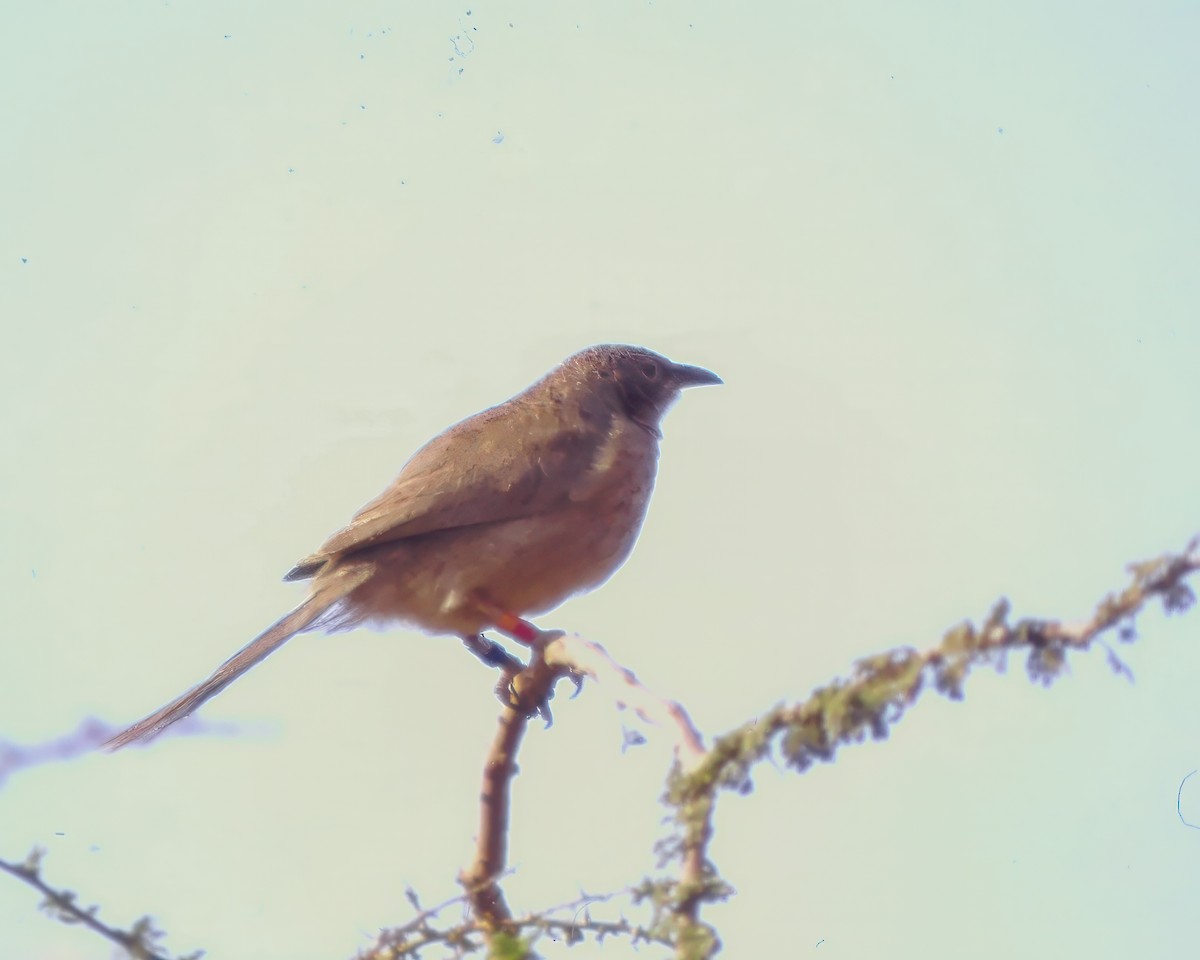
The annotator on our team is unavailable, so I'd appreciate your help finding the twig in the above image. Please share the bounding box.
[0,850,185,960]
[544,633,707,769]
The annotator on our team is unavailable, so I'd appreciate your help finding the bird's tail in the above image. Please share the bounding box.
[104,568,371,750]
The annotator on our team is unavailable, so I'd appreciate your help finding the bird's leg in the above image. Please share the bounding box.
[461,632,529,713]
[461,633,523,672]
[468,593,544,648]
[465,593,577,724]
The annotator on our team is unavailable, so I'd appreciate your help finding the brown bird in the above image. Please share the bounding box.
[105,344,721,748]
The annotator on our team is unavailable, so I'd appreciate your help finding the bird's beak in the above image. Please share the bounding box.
[671,362,723,388]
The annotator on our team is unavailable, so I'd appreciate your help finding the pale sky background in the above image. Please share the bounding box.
[3,2,1199,958]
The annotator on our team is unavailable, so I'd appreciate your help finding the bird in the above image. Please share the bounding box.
[104,343,721,749]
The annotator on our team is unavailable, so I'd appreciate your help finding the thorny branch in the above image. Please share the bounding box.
[0,849,199,960]
[356,886,675,959]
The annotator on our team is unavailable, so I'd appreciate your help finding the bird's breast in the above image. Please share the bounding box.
[567,418,659,505]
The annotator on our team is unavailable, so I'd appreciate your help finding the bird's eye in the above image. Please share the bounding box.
[641,362,659,379]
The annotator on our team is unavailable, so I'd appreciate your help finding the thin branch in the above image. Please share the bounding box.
[544,632,707,769]
[0,849,193,960]
[457,625,575,950]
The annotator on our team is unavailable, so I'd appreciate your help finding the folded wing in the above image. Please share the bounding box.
[285,400,608,580]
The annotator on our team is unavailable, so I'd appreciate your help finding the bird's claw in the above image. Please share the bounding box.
[497,661,586,727]
[508,667,557,725]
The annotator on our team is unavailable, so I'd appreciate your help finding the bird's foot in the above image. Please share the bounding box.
[463,626,583,726]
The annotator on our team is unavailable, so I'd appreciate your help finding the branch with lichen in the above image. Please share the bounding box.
[657,536,1200,959]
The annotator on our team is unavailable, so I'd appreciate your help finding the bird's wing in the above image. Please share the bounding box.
[285,399,608,580]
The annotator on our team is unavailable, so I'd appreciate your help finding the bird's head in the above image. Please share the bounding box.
[568,344,722,436]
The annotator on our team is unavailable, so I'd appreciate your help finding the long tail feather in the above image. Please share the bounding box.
[104,570,370,750]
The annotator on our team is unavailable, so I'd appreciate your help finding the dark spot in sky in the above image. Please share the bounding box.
[360,104,367,109]
[359,53,365,59]
[223,34,231,39]
[20,257,27,264]
[288,167,295,173]
[997,127,1004,134]
[492,131,504,144]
